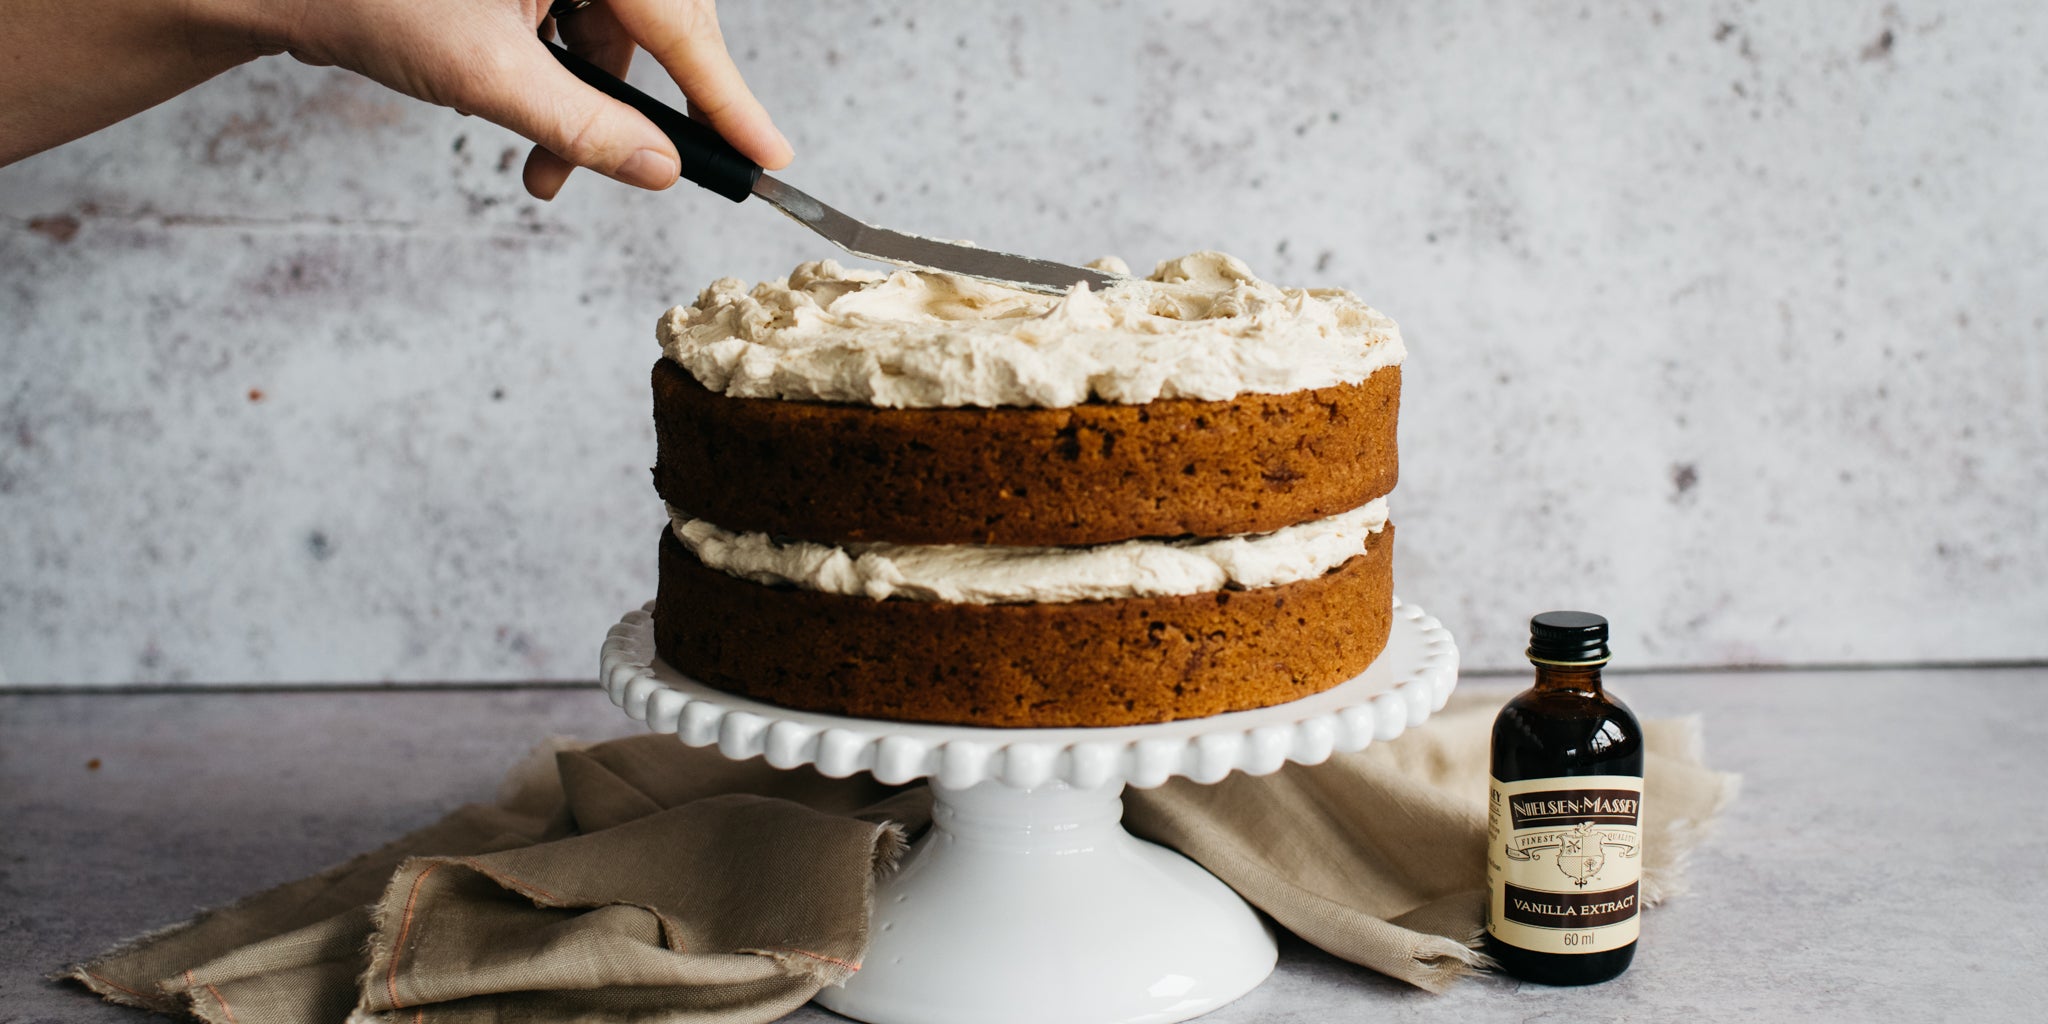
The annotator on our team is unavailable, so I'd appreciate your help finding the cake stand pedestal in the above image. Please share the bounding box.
[600,600,1458,1024]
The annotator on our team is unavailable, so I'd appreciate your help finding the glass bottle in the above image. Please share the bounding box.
[1484,611,1644,985]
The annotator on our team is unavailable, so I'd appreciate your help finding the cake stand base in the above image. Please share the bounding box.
[817,779,1274,1024]
[600,599,1458,1024]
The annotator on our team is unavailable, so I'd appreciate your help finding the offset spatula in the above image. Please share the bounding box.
[541,39,1122,295]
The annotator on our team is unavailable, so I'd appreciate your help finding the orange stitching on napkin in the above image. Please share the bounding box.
[178,970,238,1024]
[84,969,153,1002]
[388,863,440,1010]
[459,856,562,903]
[768,947,861,971]
[204,984,239,1024]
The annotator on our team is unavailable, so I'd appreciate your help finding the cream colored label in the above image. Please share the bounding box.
[1486,774,1644,954]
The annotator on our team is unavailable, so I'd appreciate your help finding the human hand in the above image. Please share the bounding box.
[271,0,792,199]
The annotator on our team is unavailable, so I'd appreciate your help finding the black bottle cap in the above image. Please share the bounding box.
[1527,610,1610,665]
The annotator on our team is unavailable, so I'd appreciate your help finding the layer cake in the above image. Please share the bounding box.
[648,252,1404,728]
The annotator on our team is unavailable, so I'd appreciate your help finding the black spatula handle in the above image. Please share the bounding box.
[543,40,762,202]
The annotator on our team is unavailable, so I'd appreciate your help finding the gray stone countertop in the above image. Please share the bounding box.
[3,668,2043,1022]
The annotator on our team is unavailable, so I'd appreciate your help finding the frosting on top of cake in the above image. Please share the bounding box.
[657,251,1404,408]
[665,498,1388,604]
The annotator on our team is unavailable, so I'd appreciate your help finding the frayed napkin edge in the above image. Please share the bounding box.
[57,915,195,1013]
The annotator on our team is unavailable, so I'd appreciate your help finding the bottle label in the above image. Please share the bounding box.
[1486,773,1644,954]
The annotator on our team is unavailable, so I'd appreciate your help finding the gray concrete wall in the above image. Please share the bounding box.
[3,1,2042,685]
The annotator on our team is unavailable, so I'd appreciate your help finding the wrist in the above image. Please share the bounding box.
[178,0,295,61]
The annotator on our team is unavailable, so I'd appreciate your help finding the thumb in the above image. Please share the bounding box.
[459,35,679,193]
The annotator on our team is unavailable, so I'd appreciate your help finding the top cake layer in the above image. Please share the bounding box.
[658,251,1405,409]
[652,251,1402,546]
[652,357,1400,546]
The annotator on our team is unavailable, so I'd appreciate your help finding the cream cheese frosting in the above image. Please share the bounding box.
[657,251,1404,408]
[666,499,1389,604]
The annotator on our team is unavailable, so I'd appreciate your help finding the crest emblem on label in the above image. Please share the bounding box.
[1554,822,1607,887]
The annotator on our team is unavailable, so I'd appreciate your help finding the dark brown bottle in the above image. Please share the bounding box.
[1484,611,1644,985]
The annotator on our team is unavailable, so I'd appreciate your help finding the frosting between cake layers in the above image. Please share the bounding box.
[657,251,1405,408]
[665,498,1389,604]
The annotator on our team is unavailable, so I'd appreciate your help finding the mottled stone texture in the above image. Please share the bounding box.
[6,672,2046,1020]
[2,3,2044,684]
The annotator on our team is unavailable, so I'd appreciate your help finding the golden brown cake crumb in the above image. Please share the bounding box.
[654,523,1395,728]
[652,359,1399,547]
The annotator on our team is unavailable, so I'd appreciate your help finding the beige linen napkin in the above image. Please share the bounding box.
[68,693,1737,1022]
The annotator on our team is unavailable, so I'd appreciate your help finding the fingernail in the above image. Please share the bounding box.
[616,149,679,190]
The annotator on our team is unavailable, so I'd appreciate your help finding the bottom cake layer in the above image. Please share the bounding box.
[653,522,1395,728]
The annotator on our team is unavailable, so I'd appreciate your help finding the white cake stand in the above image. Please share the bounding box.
[599,599,1458,1024]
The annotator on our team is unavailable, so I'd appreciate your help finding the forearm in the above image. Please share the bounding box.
[0,0,285,166]
[2,0,787,199]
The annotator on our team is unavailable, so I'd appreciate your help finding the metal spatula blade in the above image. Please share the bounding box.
[750,176,1121,294]
[542,37,1123,295]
